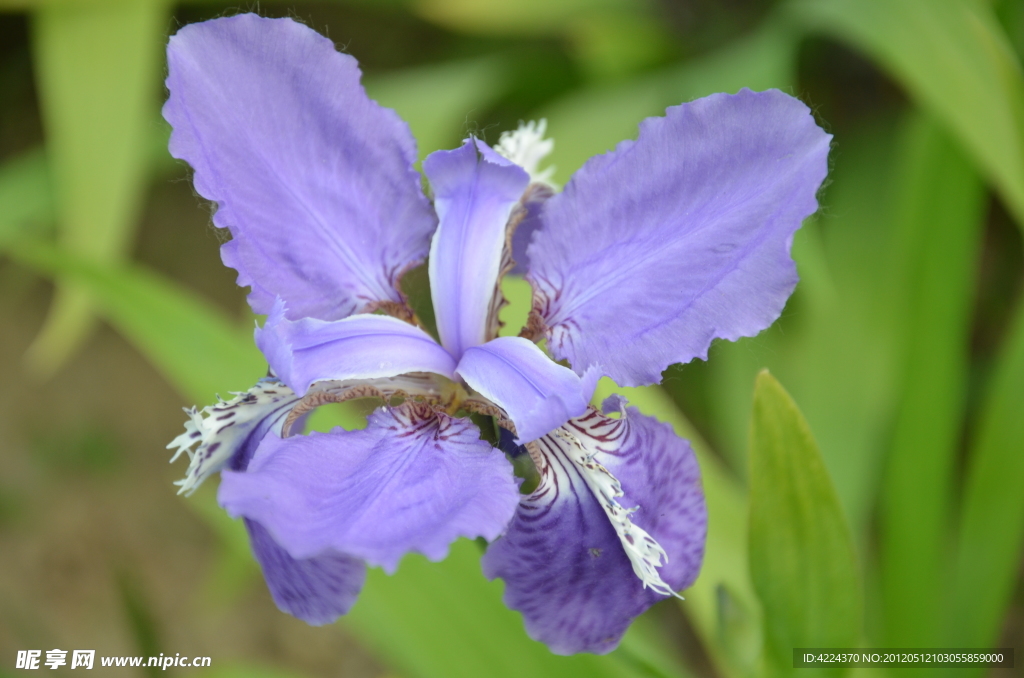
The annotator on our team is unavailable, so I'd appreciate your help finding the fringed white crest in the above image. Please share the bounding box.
[550,415,682,598]
[168,378,299,495]
[495,119,556,185]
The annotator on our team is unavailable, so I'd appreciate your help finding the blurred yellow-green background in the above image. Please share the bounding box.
[1,0,1023,676]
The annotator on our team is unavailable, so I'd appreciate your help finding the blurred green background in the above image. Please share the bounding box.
[1,0,1023,676]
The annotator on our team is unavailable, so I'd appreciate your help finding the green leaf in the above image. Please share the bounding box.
[879,114,985,646]
[789,0,1024,229]
[947,299,1024,663]
[541,17,796,183]
[26,0,169,377]
[365,55,508,161]
[591,380,761,678]
[748,371,860,675]
[5,238,264,405]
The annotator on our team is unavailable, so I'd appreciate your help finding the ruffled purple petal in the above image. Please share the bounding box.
[455,336,599,443]
[424,139,530,360]
[164,14,436,321]
[246,519,366,625]
[481,404,706,655]
[526,89,831,386]
[219,403,519,573]
[256,299,457,396]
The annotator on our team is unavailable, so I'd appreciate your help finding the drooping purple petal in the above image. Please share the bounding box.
[246,519,366,625]
[481,404,706,655]
[526,89,831,386]
[164,14,436,321]
[167,378,299,495]
[455,336,599,443]
[256,299,457,396]
[424,139,530,360]
[219,403,519,573]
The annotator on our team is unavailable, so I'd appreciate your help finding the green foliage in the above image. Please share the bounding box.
[880,114,985,646]
[7,238,264,404]
[365,55,510,163]
[25,0,170,376]
[748,371,861,676]
[789,0,1024,229]
[948,300,1024,665]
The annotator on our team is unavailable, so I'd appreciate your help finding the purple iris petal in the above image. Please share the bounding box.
[526,89,831,386]
[481,405,706,655]
[256,299,457,396]
[424,139,530,360]
[218,403,520,573]
[246,519,366,626]
[509,184,555,274]
[455,336,600,443]
[164,14,436,322]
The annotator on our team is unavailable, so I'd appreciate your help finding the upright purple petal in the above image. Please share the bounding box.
[424,139,530,360]
[526,89,831,386]
[481,405,706,655]
[246,519,366,626]
[164,14,436,321]
[456,336,599,443]
[256,299,457,396]
[219,403,519,573]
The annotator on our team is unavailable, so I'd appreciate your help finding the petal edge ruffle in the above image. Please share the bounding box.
[526,89,830,386]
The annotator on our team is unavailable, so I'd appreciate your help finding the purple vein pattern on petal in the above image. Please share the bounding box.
[246,519,366,626]
[481,405,706,655]
[526,89,831,386]
[425,139,530,360]
[164,14,436,321]
[219,403,519,573]
[256,299,457,396]
[456,336,599,443]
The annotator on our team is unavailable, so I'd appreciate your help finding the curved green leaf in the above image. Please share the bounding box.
[880,114,985,646]
[947,299,1024,667]
[748,371,860,674]
[789,0,1024,228]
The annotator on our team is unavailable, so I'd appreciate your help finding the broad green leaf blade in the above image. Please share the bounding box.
[27,0,169,377]
[748,371,860,674]
[541,17,796,183]
[6,238,263,405]
[365,55,508,161]
[947,299,1024,666]
[879,114,985,646]
[592,380,761,678]
[346,538,656,678]
[789,0,1024,229]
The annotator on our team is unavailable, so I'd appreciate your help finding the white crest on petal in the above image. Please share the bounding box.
[550,415,682,599]
[168,378,299,496]
[495,119,556,186]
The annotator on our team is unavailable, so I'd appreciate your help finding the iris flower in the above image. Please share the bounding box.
[163,14,830,655]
